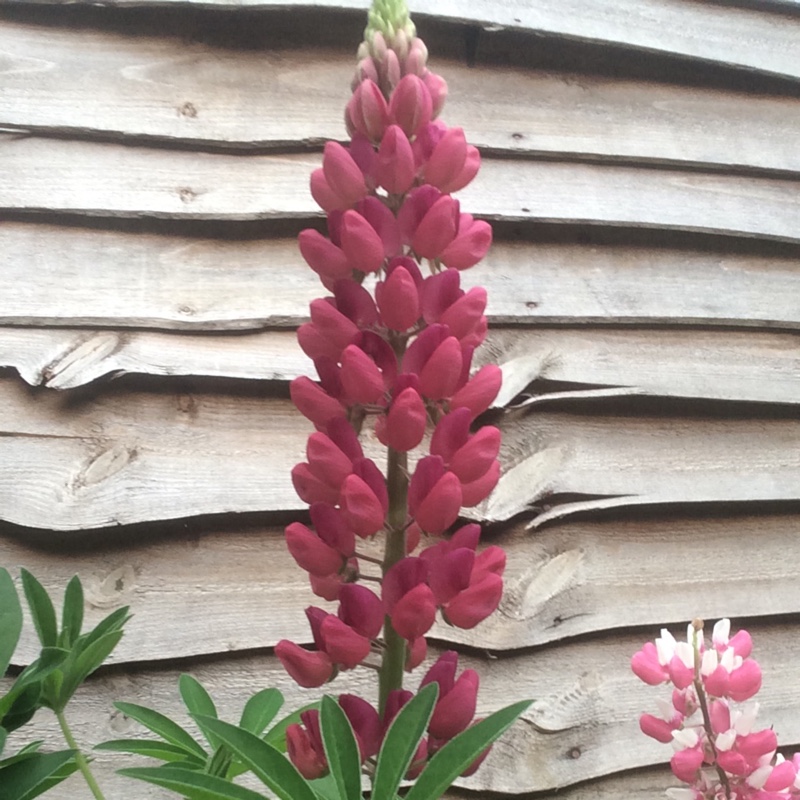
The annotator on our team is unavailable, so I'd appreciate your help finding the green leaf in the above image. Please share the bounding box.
[0,648,68,723]
[20,571,57,649]
[179,674,220,750]
[372,683,437,800]
[95,738,205,765]
[59,576,84,649]
[308,773,341,800]
[114,701,208,761]
[0,726,6,757]
[263,702,319,753]
[320,696,362,800]
[1,684,42,733]
[17,754,79,800]
[193,715,318,800]
[52,629,125,712]
[404,699,533,800]
[82,606,130,649]
[0,568,23,678]
[239,688,283,736]
[118,765,269,800]
[0,749,76,800]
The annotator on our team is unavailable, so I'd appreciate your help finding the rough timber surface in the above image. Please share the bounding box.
[4,223,800,331]
[5,20,800,174]
[1,375,799,530]
[3,327,800,406]
[4,514,799,662]
[6,622,800,796]
[5,138,800,242]
[6,0,800,84]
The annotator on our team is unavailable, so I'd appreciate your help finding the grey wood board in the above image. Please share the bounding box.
[5,21,800,174]
[4,223,800,331]
[3,327,800,408]
[483,409,800,525]
[1,376,799,530]
[7,0,800,83]
[6,623,800,794]
[4,137,800,242]
[4,514,800,662]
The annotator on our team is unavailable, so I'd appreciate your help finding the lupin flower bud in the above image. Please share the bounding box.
[376,125,416,194]
[347,79,390,141]
[390,74,433,138]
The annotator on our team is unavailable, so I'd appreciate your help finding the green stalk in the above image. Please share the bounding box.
[56,709,107,800]
[378,445,409,715]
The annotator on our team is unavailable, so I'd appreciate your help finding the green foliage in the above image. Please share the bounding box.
[0,568,126,800]
[319,697,362,800]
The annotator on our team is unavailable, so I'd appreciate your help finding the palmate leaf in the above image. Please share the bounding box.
[371,683,437,800]
[320,696,362,800]
[119,765,269,800]
[114,701,208,761]
[0,568,23,678]
[0,749,76,800]
[193,715,317,800]
[404,699,533,800]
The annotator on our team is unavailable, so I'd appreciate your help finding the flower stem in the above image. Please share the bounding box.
[378,446,408,715]
[56,709,107,800]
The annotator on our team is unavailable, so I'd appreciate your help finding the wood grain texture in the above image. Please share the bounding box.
[4,514,799,662]
[7,0,800,83]
[5,20,800,174]
[6,623,800,795]
[1,375,799,530]
[4,137,800,242]
[3,327,800,408]
[4,222,800,331]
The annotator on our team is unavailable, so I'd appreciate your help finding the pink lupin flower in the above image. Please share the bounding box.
[376,264,420,331]
[347,79,390,141]
[412,195,459,259]
[340,209,386,274]
[341,473,386,538]
[338,695,383,760]
[440,213,493,270]
[275,640,334,688]
[420,651,479,740]
[376,125,417,194]
[389,74,432,138]
[290,376,346,430]
[408,456,462,534]
[338,584,384,640]
[340,344,386,405]
[449,364,503,417]
[286,720,328,779]
[285,522,345,577]
[298,229,352,281]
[374,386,427,451]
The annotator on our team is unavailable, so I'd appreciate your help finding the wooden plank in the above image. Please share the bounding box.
[484,409,800,525]
[3,327,800,407]
[3,222,800,332]
[6,623,800,795]
[4,137,800,242]
[1,376,798,530]
[4,513,800,662]
[8,0,800,84]
[5,20,800,174]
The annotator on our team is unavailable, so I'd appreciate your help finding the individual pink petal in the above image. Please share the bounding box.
[340,210,386,274]
[430,407,471,463]
[333,279,380,329]
[285,522,344,577]
[420,268,463,324]
[375,387,428,451]
[639,713,676,744]
[423,70,448,118]
[339,695,382,760]
[444,573,503,629]
[338,584,384,640]
[341,473,385,538]
[408,456,446,518]
[439,287,488,341]
[439,145,480,195]
[440,215,493,270]
[397,185,442,245]
[412,195,459,260]
[473,545,506,580]
[702,664,730,698]
[286,724,328,779]
[276,640,334,688]
[351,457,389,515]
[419,336,464,400]
[728,630,753,659]
[415,471,462,534]
[358,196,403,258]
[382,557,429,613]
[406,636,427,671]
[427,547,474,604]
[668,655,694,690]
[389,74,433,138]
[320,616,371,669]
[764,761,797,791]
[340,345,385,405]
[460,459,500,507]
[403,323,449,376]
[391,582,437,640]
[376,266,420,331]
[631,642,668,685]
[322,141,367,208]
[306,431,354,489]
[728,659,762,701]
[348,79,390,141]
[376,125,416,194]
[670,746,704,783]
[429,669,478,740]
[298,229,351,280]
[310,169,341,213]
[449,426,501,484]
[449,364,502,418]
[424,127,467,192]
[291,462,341,506]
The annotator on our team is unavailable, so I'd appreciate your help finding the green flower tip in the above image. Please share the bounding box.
[365,0,416,46]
